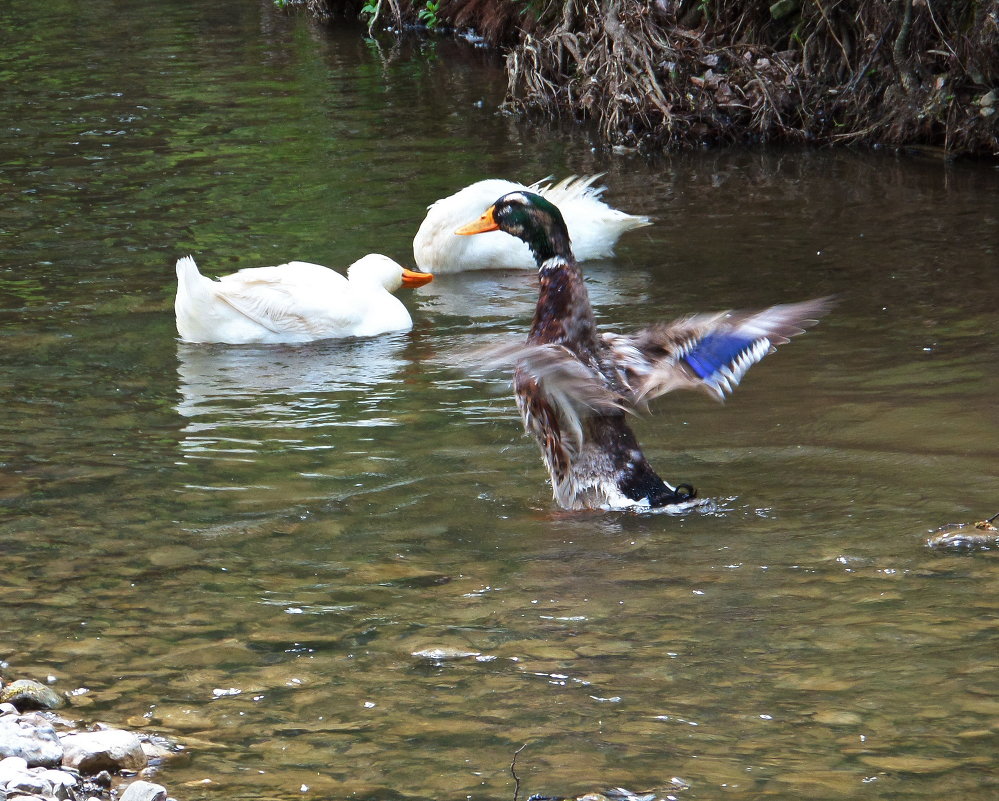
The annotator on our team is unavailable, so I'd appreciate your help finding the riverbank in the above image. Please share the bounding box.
[303,0,998,157]
[0,677,177,801]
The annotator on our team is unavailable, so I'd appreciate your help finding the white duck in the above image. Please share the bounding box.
[413,175,651,273]
[174,254,432,344]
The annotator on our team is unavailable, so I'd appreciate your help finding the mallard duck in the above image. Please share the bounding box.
[456,191,832,511]
[174,254,432,344]
[414,175,650,273]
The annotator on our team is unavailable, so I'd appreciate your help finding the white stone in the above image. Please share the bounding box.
[5,771,48,794]
[0,715,64,767]
[59,729,147,773]
[119,779,168,801]
[39,768,79,800]
[0,755,30,781]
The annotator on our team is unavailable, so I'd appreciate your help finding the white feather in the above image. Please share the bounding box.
[174,254,424,344]
[413,175,651,273]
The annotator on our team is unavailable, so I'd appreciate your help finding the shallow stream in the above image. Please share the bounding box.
[1,1,997,800]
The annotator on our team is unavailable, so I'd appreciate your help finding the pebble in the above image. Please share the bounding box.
[0,676,178,801]
[812,709,862,725]
[40,768,78,798]
[146,545,202,569]
[119,779,169,801]
[858,754,961,773]
[410,647,482,662]
[0,755,80,801]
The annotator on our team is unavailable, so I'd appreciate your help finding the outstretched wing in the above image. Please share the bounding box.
[477,341,624,413]
[472,340,627,456]
[603,297,834,406]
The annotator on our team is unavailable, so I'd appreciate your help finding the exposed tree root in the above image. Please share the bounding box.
[308,0,999,156]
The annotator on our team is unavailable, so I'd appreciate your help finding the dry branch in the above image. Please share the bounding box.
[309,0,999,156]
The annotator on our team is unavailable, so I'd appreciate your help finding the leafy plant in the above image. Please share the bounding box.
[360,0,382,35]
[357,0,441,35]
[418,0,440,29]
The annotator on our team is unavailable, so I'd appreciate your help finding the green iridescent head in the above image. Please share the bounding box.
[455,191,572,265]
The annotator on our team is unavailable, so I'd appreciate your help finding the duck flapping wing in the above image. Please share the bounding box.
[604,296,835,406]
[468,295,832,409]
[468,340,628,459]
[477,338,626,410]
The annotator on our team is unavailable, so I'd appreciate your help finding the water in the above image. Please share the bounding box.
[2,1,998,799]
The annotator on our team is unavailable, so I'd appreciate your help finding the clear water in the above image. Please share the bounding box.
[1,1,997,800]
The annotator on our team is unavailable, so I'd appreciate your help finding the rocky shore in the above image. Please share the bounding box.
[0,678,177,801]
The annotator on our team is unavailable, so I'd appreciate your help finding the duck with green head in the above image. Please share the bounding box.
[456,191,831,512]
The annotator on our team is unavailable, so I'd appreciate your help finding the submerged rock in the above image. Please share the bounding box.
[529,786,684,801]
[926,518,999,549]
[858,753,961,773]
[411,646,482,662]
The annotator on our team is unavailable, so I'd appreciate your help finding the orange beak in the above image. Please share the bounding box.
[455,206,500,236]
[401,267,433,288]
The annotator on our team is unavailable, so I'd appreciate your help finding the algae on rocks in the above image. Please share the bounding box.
[0,680,65,711]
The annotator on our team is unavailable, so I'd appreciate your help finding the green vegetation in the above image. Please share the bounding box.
[418,0,440,28]
[359,0,380,34]
[354,0,440,33]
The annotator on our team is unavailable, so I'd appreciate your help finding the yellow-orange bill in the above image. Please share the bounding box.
[454,206,500,235]
[401,268,433,288]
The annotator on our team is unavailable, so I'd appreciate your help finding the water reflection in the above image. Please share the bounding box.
[176,335,410,450]
[417,259,653,323]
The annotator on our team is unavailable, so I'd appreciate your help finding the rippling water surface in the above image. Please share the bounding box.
[2,1,997,800]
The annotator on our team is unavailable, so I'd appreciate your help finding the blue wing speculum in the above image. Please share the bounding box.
[680,332,772,399]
